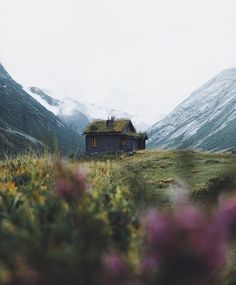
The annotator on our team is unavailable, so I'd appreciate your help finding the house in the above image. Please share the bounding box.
[83,117,148,154]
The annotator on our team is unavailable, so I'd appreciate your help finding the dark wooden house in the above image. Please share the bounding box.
[83,118,148,154]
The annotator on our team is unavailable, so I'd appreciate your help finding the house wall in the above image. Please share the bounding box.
[122,138,139,151]
[120,138,141,152]
[121,138,132,152]
[85,135,146,154]
[86,135,122,154]
[138,138,146,149]
[132,139,140,150]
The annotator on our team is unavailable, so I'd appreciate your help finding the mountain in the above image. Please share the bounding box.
[0,63,83,156]
[148,68,236,152]
[25,87,90,134]
[26,87,150,132]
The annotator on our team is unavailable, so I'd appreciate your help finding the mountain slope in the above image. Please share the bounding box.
[148,68,236,151]
[25,87,90,134]
[0,63,83,156]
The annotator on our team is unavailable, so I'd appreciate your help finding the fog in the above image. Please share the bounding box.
[0,0,235,124]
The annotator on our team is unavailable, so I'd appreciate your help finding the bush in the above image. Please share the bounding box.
[192,174,236,204]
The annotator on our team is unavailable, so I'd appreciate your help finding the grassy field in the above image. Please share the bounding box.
[118,149,236,186]
[0,150,236,284]
[81,149,236,208]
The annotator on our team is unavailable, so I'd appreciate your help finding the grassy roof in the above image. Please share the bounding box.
[125,132,148,139]
[83,119,131,134]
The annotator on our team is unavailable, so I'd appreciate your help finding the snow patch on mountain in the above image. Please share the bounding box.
[24,87,59,115]
[25,86,150,131]
[148,67,236,151]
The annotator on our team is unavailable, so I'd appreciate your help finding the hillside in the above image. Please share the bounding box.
[0,63,84,156]
[148,68,236,151]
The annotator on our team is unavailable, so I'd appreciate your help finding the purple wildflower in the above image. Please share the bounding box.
[55,179,74,202]
[143,211,173,246]
[54,162,89,202]
[216,196,236,240]
[75,167,90,193]
[104,252,127,276]
[141,256,158,272]
[141,205,227,285]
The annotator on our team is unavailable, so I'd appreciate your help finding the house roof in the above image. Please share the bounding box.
[124,132,148,139]
[83,119,134,134]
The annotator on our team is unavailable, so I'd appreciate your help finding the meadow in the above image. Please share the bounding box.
[1,150,236,284]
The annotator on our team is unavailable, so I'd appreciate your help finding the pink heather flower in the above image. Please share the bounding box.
[216,196,236,239]
[141,256,158,272]
[175,205,205,231]
[103,253,144,285]
[55,180,73,201]
[142,205,227,285]
[104,253,127,276]
[74,167,90,193]
[54,166,89,202]
[143,211,173,246]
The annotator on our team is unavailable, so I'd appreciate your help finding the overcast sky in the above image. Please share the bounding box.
[0,0,235,124]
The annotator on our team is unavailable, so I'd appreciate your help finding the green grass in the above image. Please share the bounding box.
[0,150,236,284]
[1,149,236,210]
[73,149,236,209]
[113,150,236,207]
[118,150,235,185]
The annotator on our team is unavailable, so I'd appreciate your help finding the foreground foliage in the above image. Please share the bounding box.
[0,151,236,284]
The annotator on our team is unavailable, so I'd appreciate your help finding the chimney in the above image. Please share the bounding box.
[107,116,115,128]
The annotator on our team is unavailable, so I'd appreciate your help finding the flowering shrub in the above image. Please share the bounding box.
[54,161,89,203]
[140,206,226,285]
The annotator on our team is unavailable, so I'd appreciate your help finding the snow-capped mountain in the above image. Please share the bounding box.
[26,87,150,132]
[25,87,90,134]
[148,68,236,151]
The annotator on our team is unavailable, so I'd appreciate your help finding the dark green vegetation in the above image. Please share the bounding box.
[0,64,84,157]
[1,150,236,284]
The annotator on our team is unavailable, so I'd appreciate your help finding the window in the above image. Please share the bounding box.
[91,137,98,147]
[121,138,127,146]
